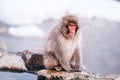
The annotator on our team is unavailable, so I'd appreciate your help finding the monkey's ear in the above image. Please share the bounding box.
[61,19,69,27]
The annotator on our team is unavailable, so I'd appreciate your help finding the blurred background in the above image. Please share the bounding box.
[0,0,120,79]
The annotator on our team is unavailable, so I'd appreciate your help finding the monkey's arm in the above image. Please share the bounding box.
[71,47,81,71]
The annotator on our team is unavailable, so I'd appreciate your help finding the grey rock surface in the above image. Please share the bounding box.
[37,70,120,80]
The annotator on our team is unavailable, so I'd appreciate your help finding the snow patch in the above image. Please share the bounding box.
[8,25,45,37]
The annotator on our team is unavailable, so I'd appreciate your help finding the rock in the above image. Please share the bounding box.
[106,75,120,80]
[37,70,119,80]
[25,54,45,71]
[0,48,45,72]
[18,49,45,71]
[0,40,7,57]
[0,53,27,71]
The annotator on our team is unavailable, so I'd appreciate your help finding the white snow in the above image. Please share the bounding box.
[8,25,45,37]
[0,54,27,70]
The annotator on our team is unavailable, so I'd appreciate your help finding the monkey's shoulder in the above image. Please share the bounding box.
[48,27,62,40]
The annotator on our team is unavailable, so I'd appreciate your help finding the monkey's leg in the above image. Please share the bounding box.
[44,52,62,71]
[70,49,81,72]
[53,50,74,72]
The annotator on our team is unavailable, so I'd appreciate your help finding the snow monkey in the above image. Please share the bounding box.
[43,15,82,72]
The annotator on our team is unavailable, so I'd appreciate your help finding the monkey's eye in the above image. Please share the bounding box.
[69,23,76,26]
[69,25,76,27]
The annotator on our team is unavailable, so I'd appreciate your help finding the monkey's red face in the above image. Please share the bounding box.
[68,23,77,37]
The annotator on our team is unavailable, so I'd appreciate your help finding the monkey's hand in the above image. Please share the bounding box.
[74,65,81,72]
[71,64,81,72]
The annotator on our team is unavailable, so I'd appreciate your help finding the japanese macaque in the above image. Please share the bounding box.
[43,15,82,72]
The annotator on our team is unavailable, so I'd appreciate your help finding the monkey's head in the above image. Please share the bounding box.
[60,15,80,39]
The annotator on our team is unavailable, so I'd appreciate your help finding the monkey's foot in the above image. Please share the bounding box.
[55,66,63,71]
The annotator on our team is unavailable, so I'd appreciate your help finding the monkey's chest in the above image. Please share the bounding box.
[62,41,76,61]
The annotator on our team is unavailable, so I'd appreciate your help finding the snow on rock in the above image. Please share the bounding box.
[0,54,27,71]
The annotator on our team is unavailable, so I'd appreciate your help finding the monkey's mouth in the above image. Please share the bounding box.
[68,26,76,37]
[69,32,76,37]
[70,28,76,33]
